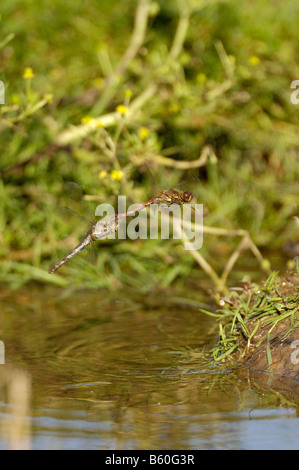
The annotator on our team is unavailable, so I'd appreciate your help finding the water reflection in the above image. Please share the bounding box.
[0,288,298,449]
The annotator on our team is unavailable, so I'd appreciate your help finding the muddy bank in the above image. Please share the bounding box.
[210,273,299,401]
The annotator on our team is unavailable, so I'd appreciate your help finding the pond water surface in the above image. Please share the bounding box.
[0,287,298,450]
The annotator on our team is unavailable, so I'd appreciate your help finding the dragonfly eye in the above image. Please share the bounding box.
[183,191,193,202]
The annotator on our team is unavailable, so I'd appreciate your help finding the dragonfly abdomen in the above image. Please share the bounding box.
[49,232,92,274]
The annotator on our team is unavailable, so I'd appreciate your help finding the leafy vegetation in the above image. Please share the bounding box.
[1,0,298,291]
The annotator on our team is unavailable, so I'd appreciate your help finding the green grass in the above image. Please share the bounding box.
[1,0,299,291]
[204,272,299,363]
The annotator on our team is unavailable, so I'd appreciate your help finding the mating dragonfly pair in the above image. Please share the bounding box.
[49,188,194,274]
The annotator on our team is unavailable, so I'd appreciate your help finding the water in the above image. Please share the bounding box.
[0,287,298,450]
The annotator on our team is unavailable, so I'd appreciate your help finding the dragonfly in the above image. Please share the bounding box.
[48,215,118,274]
[117,188,193,217]
[49,187,194,274]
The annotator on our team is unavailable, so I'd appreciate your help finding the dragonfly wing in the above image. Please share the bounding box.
[61,181,95,221]
[54,182,98,269]
[65,181,84,202]
[57,205,91,226]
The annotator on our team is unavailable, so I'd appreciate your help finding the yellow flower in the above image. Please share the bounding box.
[116,104,128,115]
[249,56,260,66]
[96,120,105,128]
[23,67,34,79]
[138,127,149,140]
[98,170,107,179]
[111,170,123,181]
[81,115,94,124]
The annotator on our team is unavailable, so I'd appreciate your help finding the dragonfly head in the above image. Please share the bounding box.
[182,191,193,203]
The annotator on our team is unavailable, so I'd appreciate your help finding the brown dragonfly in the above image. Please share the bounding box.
[49,188,194,274]
[117,188,193,217]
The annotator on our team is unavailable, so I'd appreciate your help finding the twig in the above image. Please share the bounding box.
[188,247,229,294]
[169,7,190,59]
[95,0,151,114]
[114,0,151,78]
[151,145,212,169]
[56,83,157,146]
[177,216,270,294]
[220,233,251,286]
[175,216,228,294]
